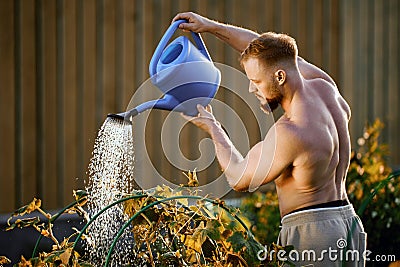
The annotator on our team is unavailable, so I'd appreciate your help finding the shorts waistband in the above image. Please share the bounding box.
[281,204,357,227]
[286,199,350,216]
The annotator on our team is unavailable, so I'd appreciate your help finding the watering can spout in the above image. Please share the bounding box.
[107,94,181,123]
[133,94,180,114]
[152,94,181,111]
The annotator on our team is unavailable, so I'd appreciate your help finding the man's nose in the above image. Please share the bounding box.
[248,82,257,93]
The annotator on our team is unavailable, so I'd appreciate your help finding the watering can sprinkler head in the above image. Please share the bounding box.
[107,109,138,124]
[107,19,220,122]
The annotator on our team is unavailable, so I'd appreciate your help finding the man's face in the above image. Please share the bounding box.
[242,57,283,114]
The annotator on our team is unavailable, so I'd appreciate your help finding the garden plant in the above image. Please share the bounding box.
[1,171,292,267]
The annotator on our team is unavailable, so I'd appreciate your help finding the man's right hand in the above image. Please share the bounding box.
[172,12,216,33]
[173,11,259,53]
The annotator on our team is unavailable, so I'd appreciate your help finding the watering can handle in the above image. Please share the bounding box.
[149,19,212,77]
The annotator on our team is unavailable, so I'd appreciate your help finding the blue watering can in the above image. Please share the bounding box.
[108,19,221,122]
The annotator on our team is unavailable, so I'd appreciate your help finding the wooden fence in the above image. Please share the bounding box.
[0,0,399,212]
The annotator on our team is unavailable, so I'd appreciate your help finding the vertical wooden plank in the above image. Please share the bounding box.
[247,0,259,33]
[280,0,292,34]
[312,0,323,66]
[322,0,332,72]
[76,0,85,189]
[366,0,375,122]
[339,0,356,142]
[56,0,65,206]
[35,0,45,201]
[373,1,384,122]
[95,0,104,128]
[381,0,390,142]
[274,0,282,32]
[14,0,23,208]
[0,0,16,211]
[257,0,275,33]
[142,0,153,81]
[290,0,298,38]
[122,0,135,108]
[115,0,124,112]
[103,0,116,115]
[21,0,37,205]
[83,0,97,181]
[329,0,340,82]
[296,0,308,58]
[133,1,144,89]
[64,0,77,203]
[388,0,399,165]
[305,0,315,62]
[42,0,58,209]
[354,0,368,137]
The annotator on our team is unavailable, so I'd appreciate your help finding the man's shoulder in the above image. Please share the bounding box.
[274,117,303,142]
[274,116,318,149]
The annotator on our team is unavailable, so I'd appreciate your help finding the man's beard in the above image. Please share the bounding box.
[260,80,283,114]
[260,96,281,114]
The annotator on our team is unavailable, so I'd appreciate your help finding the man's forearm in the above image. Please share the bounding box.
[207,122,248,189]
[209,22,259,52]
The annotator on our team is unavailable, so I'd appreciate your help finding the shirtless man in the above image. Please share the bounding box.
[174,12,366,266]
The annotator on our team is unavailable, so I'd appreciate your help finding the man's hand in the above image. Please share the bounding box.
[172,12,216,33]
[172,11,258,52]
[181,104,221,134]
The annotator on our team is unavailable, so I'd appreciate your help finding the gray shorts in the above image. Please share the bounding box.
[278,205,367,267]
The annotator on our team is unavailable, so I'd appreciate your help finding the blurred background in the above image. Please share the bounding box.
[0,0,399,213]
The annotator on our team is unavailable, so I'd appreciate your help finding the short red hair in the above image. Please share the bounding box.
[240,32,298,67]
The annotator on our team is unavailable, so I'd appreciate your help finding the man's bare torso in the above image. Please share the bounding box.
[274,78,351,216]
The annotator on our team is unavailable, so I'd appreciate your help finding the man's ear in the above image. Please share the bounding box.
[275,70,286,85]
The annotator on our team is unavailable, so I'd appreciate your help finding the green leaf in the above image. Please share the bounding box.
[227,231,246,252]
[73,189,88,205]
[205,219,222,240]
[7,198,42,225]
[5,217,40,231]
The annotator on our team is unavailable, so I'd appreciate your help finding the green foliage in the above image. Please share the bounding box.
[239,191,281,245]
[122,182,290,266]
[2,172,290,266]
[346,119,400,256]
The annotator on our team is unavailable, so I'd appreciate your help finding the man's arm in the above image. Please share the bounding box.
[173,12,338,88]
[183,105,298,192]
[173,12,259,52]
